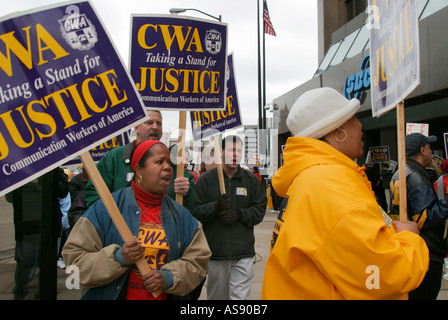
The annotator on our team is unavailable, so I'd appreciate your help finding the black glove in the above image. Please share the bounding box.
[214,194,230,213]
[219,209,241,224]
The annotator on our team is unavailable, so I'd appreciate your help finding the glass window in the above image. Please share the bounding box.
[313,0,445,77]
[328,28,360,68]
[314,41,341,76]
[346,24,369,60]
[420,0,448,19]
[417,0,429,17]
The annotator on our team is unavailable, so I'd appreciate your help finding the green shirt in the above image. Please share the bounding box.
[84,142,195,212]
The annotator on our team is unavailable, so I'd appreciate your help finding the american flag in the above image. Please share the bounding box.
[263,0,277,36]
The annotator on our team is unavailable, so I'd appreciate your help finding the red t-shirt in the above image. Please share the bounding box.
[126,183,169,300]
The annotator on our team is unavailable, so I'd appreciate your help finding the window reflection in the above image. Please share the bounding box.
[420,0,448,19]
[315,0,447,76]
[345,24,369,61]
[329,28,360,68]
[314,41,341,76]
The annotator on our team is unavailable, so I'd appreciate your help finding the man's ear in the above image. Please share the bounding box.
[419,146,429,158]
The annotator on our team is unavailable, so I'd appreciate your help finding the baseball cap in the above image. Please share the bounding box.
[405,133,437,157]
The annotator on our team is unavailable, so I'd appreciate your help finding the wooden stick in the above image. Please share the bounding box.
[80,151,162,297]
[213,135,226,195]
[176,111,187,204]
[396,102,408,222]
[445,222,448,239]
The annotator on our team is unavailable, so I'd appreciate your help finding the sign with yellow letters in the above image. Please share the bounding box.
[368,0,420,117]
[0,1,148,196]
[129,14,228,111]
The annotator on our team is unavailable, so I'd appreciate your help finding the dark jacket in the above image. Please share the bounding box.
[6,168,69,241]
[390,158,448,259]
[193,166,267,260]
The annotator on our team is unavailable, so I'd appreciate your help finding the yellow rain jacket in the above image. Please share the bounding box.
[262,137,429,300]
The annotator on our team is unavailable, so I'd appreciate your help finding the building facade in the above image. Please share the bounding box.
[272,0,448,167]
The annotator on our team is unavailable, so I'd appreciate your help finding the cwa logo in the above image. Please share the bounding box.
[204,29,222,55]
[58,5,98,51]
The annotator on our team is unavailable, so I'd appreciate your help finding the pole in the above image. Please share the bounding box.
[213,135,226,195]
[257,0,263,131]
[396,102,408,222]
[262,11,266,131]
[176,111,187,205]
[39,170,58,299]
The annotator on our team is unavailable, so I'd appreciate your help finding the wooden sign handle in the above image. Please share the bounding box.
[80,151,162,297]
[213,135,226,195]
[445,222,448,239]
[397,102,408,222]
[176,111,187,204]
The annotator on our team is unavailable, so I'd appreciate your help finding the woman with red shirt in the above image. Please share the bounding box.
[63,140,210,300]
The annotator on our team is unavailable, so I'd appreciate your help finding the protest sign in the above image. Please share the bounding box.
[433,155,443,175]
[0,0,148,197]
[368,0,420,222]
[63,131,131,166]
[129,14,228,111]
[191,53,243,141]
[406,123,429,136]
[189,53,242,194]
[389,160,398,172]
[368,0,420,118]
[130,14,228,204]
[246,153,266,168]
[444,133,448,158]
[279,145,286,167]
[369,146,390,164]
[0,1,164,296]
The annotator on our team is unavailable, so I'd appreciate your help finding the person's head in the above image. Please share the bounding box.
[286,87,363,160]
[131,140,172,195]
[134,110,163,143]
[221,135,243,170]
[203,147,215,170]
[405,133,437,167]
[168,145,190,167]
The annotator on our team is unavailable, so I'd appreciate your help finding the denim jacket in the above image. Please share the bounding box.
[63,187,210,300]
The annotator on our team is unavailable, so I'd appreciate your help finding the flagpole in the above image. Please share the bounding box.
[257,0,263,131]
[262,9,266,131]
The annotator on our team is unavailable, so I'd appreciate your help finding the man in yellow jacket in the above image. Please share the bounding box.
[262,88,429,300]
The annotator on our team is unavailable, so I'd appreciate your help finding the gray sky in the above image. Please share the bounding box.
[3,0,318,137]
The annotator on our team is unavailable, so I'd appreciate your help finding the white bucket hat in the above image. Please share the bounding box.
[286,87,361,139]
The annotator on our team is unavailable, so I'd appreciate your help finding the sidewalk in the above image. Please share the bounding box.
[0,197,447,300]
[197,209,276,300]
